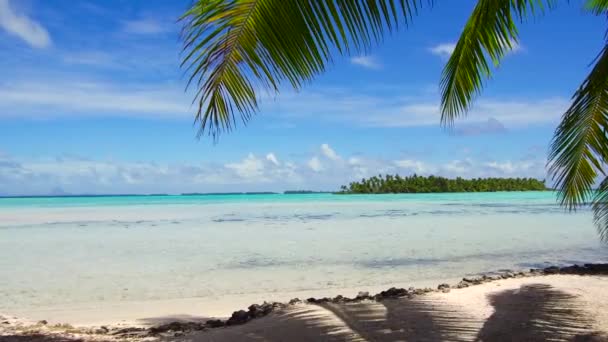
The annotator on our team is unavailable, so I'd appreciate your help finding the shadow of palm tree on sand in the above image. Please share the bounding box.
[168,283,606,342]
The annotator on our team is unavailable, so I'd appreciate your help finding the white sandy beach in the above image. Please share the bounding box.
[2,277,465,328]
[2,274,607,341]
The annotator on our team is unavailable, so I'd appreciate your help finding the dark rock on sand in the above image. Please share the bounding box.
[559,264,582,274]
[437,283,451,292]
[356,291,370,300]
[462,276,484,284]
[226,310,250,326]
[111,327,147,337]
[307,297,330,304]
[248,302,274,318]
[148,321,206,335]
[94,326,109,334]
[584,263,608,273]
[332,295,344,303]
[456,281,470,289]
[543,266,560,274]
[378,287,408,299]
[412,288,426,295]
[289,298,301,305]
[205,319,225,328]
[437,283,450,290]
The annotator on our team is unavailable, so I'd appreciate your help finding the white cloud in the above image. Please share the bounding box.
[348,157,362,165]
[429,43,456,58]
[509,41,522,53]
[430,40,521,58]
[394,159,432,174]
[454,118,507,136]
[308,156,323,172]
[320,143,340,161]
[0,80,191,118]
[483,160,537,175]
[266,153,279,166]
[62,51,117,67]
[0,76,568,132]
[361,98,568,128]
[0,0,51,48]
[225,153,266,180]
[123,18,170,35]
[0,145,548,196]
[443,159,472,174]
[261,86,568,130]
[350,56,382,69]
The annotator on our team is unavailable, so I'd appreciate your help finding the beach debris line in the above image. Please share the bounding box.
[2,263,607,340]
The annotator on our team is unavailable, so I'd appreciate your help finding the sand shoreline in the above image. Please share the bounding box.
[2,263,608,341]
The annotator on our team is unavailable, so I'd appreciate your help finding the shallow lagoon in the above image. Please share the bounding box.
[1,192,606,313]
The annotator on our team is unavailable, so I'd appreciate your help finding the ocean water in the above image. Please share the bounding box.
[0,192,606,313]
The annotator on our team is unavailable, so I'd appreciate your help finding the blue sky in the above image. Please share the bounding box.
[0,0,605,195]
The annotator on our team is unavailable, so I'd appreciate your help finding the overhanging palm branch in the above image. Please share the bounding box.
[439,0,553,125]
[548,45,608,209]
[593,176,608,242]
[180,0,426,139]
[549,45,608,241]
[587,0,608,14]
[440,0,608,242]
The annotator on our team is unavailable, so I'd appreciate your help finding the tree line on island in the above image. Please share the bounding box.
[338,174,547,194]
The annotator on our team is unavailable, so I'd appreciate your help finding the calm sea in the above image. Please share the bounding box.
[0,192,606,312]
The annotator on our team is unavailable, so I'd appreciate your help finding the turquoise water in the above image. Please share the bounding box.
[0,191,606,315]
[0,191,562,208]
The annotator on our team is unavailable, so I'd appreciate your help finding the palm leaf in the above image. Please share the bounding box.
[593,176,608,242]
[439,0,553,125]
[548,45,608,214]
[586,0,608,14]
[180,0,427,139]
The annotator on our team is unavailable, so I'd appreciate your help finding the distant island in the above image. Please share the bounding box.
[338,174,547,194]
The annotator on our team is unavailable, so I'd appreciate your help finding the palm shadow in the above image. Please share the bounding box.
[161,297,481,341]
[162,283,605,341]
[476,283,603,341]
[318,298,481,341]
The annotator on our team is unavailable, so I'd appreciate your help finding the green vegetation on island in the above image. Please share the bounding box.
[338,174,547,194]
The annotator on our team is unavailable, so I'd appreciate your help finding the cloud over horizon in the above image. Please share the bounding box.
[0,144,547,196]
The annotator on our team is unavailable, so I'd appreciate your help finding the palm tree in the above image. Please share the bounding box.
[180,0,608,242]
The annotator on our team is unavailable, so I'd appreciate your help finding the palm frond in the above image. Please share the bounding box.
[586,0,608,14]
[593,176,608,242]
[181,0,427,139]
[439,0,553,125]
[548,45,608,211]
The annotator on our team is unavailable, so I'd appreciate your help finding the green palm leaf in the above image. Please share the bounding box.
[548,45,608,216]
[181,0,426,139]
[439,0,552,125]
[586,0,608,14]
[593,176,608,242]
